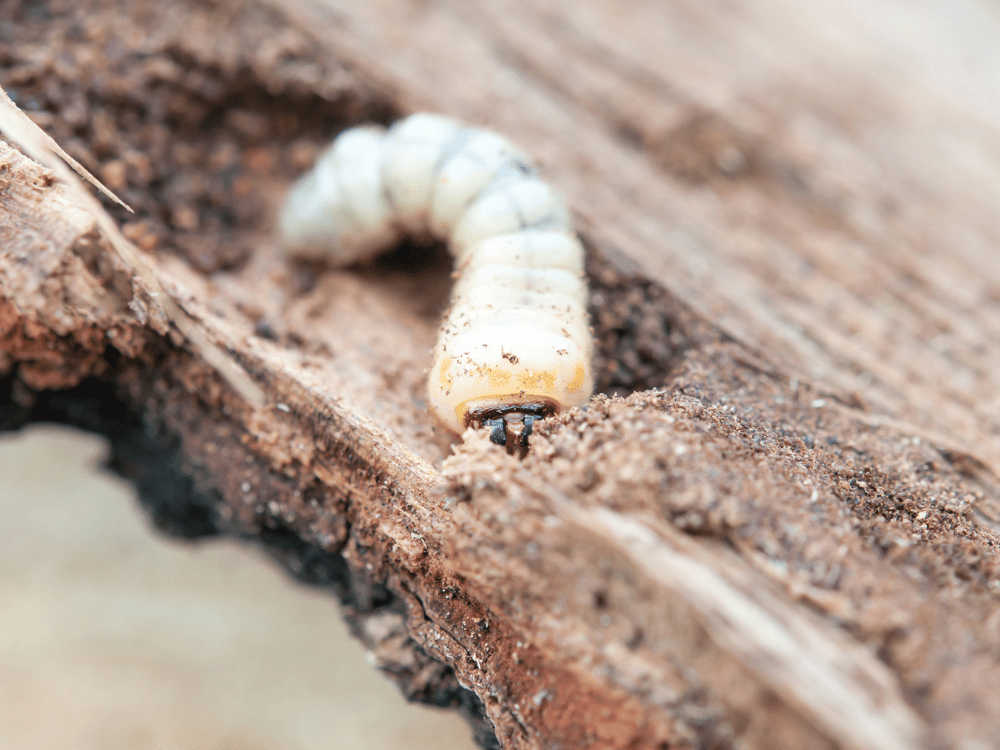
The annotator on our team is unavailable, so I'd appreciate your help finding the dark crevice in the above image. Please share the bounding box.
[252,522,356,601]
[0,372,221,539]
[586,246,691,398]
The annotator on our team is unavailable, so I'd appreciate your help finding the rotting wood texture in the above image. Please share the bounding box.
[2,1,1000,749]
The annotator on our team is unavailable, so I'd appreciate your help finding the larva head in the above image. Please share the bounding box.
[428,322,594,436]
[474,406,553,456]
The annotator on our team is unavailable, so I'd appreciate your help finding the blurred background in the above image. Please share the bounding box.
[0,425,477,750]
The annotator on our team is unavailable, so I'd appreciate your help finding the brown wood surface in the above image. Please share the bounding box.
[2,1,1000,748]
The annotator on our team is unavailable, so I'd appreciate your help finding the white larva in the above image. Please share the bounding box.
[279,113,594,450]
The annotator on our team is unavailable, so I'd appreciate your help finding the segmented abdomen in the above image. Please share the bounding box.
[279,113,594,436]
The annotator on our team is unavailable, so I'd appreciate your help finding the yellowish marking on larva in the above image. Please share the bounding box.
[480,363,514,388]
[438,355,453,388]
[566,362,586,394]
[516,369,557,392]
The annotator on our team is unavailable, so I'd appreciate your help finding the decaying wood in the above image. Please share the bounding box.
[2,1,1000,748]
[0,84,266,407]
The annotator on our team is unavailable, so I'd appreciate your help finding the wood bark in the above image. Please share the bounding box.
[2,1,1000,748]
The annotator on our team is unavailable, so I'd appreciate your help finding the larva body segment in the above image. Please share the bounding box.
[279,114,595,449]
[381,113,462,233]
[451,178,570,254]
[280,126,399,261]
[427,129,534,236]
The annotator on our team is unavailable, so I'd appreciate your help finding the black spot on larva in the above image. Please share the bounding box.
[512,159,534,176]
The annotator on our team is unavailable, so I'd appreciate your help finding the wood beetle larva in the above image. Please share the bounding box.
[279,113,594,452]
